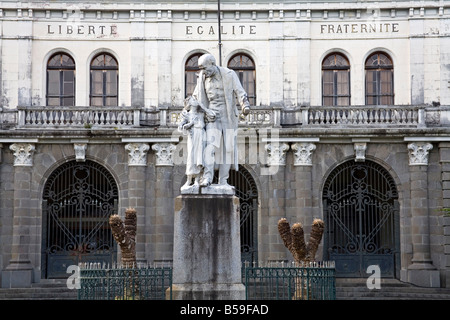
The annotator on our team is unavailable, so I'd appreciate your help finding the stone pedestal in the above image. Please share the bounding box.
[170,191,245,300]
[1,260,34,288]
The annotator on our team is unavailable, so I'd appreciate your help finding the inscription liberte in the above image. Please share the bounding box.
[320,23,399,34]
[47,24,118,35]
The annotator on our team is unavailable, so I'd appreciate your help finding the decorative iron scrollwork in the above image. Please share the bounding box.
[324,160,399,277]
[42,160,118,278]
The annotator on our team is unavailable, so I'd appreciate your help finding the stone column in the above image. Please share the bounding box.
[406,141,439,287]
[291,143,316,228]
[439,142,450,287]
[2,143,35,288]
[125,143,149,262]
[264,142,289,261]
[444,215,450,288]
[152,143,176,262]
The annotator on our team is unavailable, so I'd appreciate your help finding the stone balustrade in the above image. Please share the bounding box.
[305,105,424,126]
[17,106,141,128]
[3,104,447,130]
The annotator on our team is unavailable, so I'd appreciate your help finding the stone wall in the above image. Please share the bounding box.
[0,136,447,286]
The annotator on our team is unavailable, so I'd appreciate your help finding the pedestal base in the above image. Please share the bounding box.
[170,283,245,300]
[171,194,244,300]
[406,266,440,288]
[1,260,34,288]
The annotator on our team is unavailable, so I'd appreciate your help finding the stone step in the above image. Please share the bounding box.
[0,280,78,300]
[336,278,450,300]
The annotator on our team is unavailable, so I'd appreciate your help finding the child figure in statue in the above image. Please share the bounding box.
[179,96,210,189]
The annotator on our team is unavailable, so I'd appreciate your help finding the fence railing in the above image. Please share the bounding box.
[243,261,336,300]
[77,261,335,300]
[78,263,172,300]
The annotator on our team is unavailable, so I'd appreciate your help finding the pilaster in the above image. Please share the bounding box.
[291,142,316,230]
[152,143,176,262]
[124,142,150,262]
[406,141,440,287]
[439,142,450,288]
[2,143,36,288]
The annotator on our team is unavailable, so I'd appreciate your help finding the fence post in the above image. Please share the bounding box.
[17,109,25,126]
[418,107,426,128]
[159,106,168,126]
[134,109,141,127]
[301,107,309,125]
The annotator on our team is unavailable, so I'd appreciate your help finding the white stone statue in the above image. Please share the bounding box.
[179,96,212,191]
[192,53,251,188]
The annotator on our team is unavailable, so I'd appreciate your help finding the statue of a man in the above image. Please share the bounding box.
[192,53,250,187]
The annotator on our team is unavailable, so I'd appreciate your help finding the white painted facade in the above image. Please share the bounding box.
[0,1,448,109]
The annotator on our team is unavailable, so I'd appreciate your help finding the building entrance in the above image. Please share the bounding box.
[323,160,400,277]
[42,160,118,278]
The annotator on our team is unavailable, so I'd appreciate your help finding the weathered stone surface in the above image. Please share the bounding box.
[171,194,245,299]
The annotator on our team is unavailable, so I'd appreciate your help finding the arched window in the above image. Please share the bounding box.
[322,53,351,106]
[90,53,118,107]
[365,52,394,105]
[228,53,256,106]
[47,53,75,106]
[185,53,203,98]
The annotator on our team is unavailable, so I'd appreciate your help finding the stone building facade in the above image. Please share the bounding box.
[0,0,450,289]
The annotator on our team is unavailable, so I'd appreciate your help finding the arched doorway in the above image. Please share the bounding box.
[42,160,118,278]
[323,160,400,278]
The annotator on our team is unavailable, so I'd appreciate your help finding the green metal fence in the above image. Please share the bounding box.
[78,261,335,300]
[243,261,336,300]
[78,263,172,300]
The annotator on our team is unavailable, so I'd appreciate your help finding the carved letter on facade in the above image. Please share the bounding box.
[407,142,433,165]
[125,143,150,166]
[354,142,367,162]
[10,143,35,166]
[265,142,289,166]
[74,143,87,162]
[152,143,176,166]
[292,142,316,166]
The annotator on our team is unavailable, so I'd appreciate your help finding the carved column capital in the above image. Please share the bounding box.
[265,142,289,166]
[408,142,433,166]
[291,142,316,166]
[152,143,177,166]
[10,143,35,166]
[125,142,150,166]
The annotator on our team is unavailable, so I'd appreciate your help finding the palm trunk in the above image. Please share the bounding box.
[109,208,138,299]
[109,208,137,267]
[291,223,307,263]
[305,219,325,263]
[277,217,325,300]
